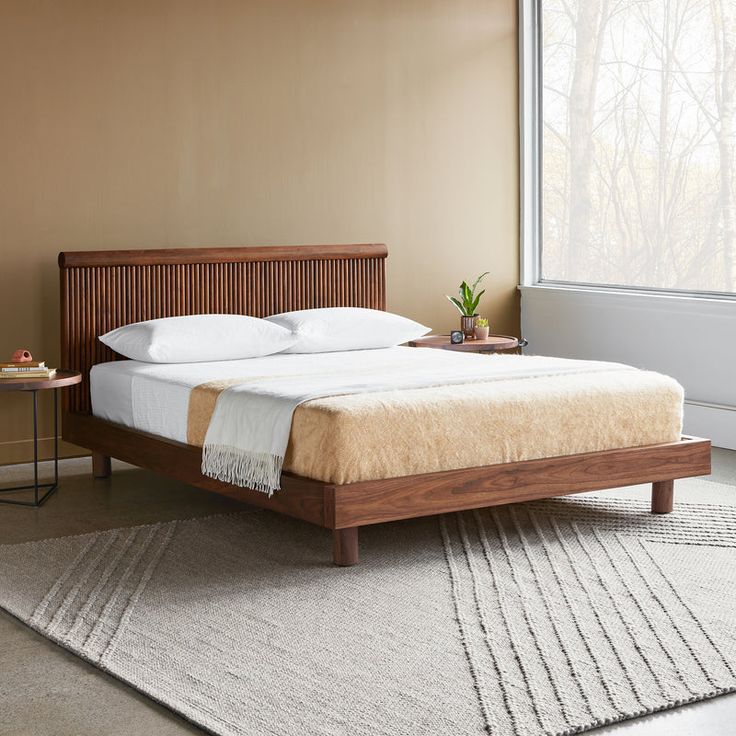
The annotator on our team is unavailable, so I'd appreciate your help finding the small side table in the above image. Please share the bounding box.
[408,334,525,353]
[0,370,82,507]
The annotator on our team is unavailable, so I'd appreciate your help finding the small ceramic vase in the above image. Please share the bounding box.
[474,325,490,340]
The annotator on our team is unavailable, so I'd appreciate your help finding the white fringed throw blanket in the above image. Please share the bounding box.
[201,354,639,495]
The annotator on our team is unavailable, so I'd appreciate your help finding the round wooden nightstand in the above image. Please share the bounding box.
[407,335,525,353]
[0,370,82,507]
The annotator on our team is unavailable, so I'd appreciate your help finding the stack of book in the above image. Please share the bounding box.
[0,361,56,379]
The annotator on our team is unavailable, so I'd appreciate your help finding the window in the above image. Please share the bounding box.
[527,0,736,295]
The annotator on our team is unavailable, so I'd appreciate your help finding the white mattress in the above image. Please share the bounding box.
[91,350,397,443]
[91,347,634,444]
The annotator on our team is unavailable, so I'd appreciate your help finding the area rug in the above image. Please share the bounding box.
[0,480,735,736]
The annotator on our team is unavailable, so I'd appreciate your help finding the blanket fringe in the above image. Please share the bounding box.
[201,445,283,496]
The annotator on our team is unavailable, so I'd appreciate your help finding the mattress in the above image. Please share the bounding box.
[91,347,684,485]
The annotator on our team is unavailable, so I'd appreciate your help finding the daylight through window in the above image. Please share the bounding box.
[541,0,736,294]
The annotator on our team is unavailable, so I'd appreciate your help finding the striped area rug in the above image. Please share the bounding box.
[441,501,736,734]
[0,483,735,735]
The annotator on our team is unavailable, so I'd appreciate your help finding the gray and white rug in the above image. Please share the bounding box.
[0,480,735,736]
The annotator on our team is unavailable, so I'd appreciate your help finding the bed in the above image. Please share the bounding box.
[59,244,711,565]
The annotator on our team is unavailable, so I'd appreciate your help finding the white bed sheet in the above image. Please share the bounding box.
[90,348,632,444]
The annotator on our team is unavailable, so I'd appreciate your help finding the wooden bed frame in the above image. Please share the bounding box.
[59,244,711,566]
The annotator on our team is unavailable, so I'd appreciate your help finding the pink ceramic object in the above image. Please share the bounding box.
[11,349,33,363]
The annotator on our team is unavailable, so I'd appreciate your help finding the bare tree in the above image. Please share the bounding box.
[711,0,736,290]
[542,0,732,293]
[567,0,609,280]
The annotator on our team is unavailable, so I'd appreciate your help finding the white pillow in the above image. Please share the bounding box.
[99,314,297,363]
[264,307,430,353]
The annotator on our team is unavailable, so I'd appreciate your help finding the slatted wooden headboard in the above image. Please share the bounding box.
[59,244,387,414]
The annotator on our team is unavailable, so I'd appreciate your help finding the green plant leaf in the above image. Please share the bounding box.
[460,282,472,308]
[471,272,489,293]
[446,295,467,315]
[470,289,485,314]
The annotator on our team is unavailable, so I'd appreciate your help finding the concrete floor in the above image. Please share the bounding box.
[1,450,735,735]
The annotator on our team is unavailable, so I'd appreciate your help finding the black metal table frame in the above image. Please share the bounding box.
[0,388,59,507]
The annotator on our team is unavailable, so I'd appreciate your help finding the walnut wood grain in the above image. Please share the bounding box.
[0,369,81,392]
[332,528,359,566]
[407,334,519,352]
[64,413,327,526]
[92,452,112,479]
[59,243,387,268]
[651,479,674,513]
[331,437,711,529]
[59,244,387,414]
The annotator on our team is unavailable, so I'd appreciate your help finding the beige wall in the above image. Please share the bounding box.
[0,0,519,464]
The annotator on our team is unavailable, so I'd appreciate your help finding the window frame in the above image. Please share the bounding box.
[518,0,736,302]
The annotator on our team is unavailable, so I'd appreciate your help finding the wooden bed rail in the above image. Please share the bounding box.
[58,243,387,414]
[63,412,711,566]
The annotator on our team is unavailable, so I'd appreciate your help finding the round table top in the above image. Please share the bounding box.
[407,334,519,352]
[0,369,82,392]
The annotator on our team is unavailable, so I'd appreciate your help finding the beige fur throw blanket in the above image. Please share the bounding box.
[189,352,681,495]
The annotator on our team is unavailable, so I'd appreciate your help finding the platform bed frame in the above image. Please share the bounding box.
[59,244,711,566]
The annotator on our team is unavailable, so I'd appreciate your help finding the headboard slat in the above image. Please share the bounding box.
[59,244,387,414]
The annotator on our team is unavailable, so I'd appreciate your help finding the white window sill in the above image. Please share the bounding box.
[519,283,736,318]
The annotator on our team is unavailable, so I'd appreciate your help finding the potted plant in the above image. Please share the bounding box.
[474,317,489,340]
[446,272,489,340]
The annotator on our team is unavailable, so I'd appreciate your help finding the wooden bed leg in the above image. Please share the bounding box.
[333,527,359,567]
[92,452,112,479]
[651,480,674,513]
